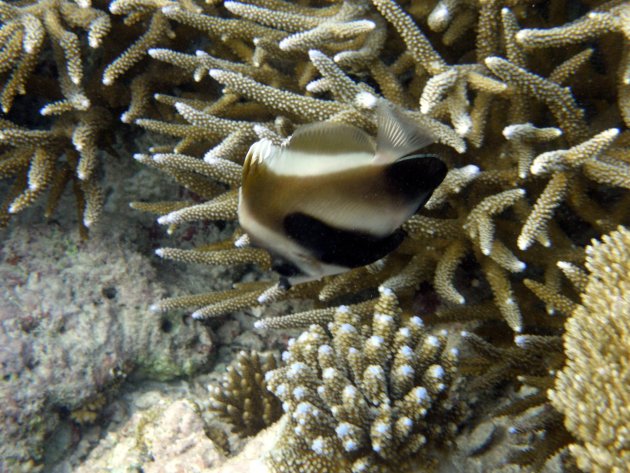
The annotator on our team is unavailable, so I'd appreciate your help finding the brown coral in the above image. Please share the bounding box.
[208,350,282,438]
[264,287,463,473]
[122,2,629,468]
[549,226,630,473]
[0,0,114,233]
[130,0,627,343]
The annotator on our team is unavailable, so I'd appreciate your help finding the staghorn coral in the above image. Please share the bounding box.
[0,108,110,235]
[0,0,113,234]
[264,287,463,473]
[208,350,282,438]
[0,0,626,471]
[125,1,629,469]
[0,0,109,114]
[548,226,630,473]
[2,0,624,467]
[461,229,630,472]
[132,0,628,341]
[0,0,209,234]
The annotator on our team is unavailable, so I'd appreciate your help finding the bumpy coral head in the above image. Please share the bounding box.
[264,288,462,473]
[238,100,447,287]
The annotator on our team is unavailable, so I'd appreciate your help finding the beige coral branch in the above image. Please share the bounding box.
[549,226,630,473]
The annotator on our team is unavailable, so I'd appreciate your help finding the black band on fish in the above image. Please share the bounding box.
[283,212,406,269]
[385,153,447,206]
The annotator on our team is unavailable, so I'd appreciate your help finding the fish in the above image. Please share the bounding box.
[238,99,447,288]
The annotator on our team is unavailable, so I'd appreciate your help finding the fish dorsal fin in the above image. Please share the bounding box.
[243,139,278,177]
[375,100,435,164]
[266,122,376,176]
[287,121,375,156]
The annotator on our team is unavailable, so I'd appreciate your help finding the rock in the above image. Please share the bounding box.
[0,224,214,470]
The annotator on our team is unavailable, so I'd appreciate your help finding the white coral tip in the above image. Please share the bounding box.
[161,5,179,15]
[378,286,393,296]
[157,214,173,225]
[460,165,480,178]
[234,234,249,248]
[502,124,520,140]
[305,80,320,93]
[430,3,449,23]
[174,102,190,114]
[223,1,240,11]
[456,119,472,137]
[356,19,376,30]
[155,248,165,257]
[514,335,527,347]
[484,56,503,69]
[208,69,225,80]
[355,91,377,109]
[308,49,325,61]
[606,128,620,138]
[515,30,528,43]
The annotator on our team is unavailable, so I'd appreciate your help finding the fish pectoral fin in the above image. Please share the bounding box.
[283,212,405,269]
[374,100,436,164]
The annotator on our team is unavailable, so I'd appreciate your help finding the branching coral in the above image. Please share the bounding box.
[126,0,629,354]
[0,0,110,114]
[208,350,282,438]
[125,2,629,469]
[0,0,627,470]
[264,287,463,473]
[0,0,209,233]
[0,0,113,234]
[0,107,110,235]
[464,227,630,471]
[548,226,630,473]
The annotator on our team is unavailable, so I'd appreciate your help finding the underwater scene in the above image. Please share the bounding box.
[0,0,629,472]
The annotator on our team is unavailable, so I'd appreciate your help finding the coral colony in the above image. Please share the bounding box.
[1,0,629,471]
